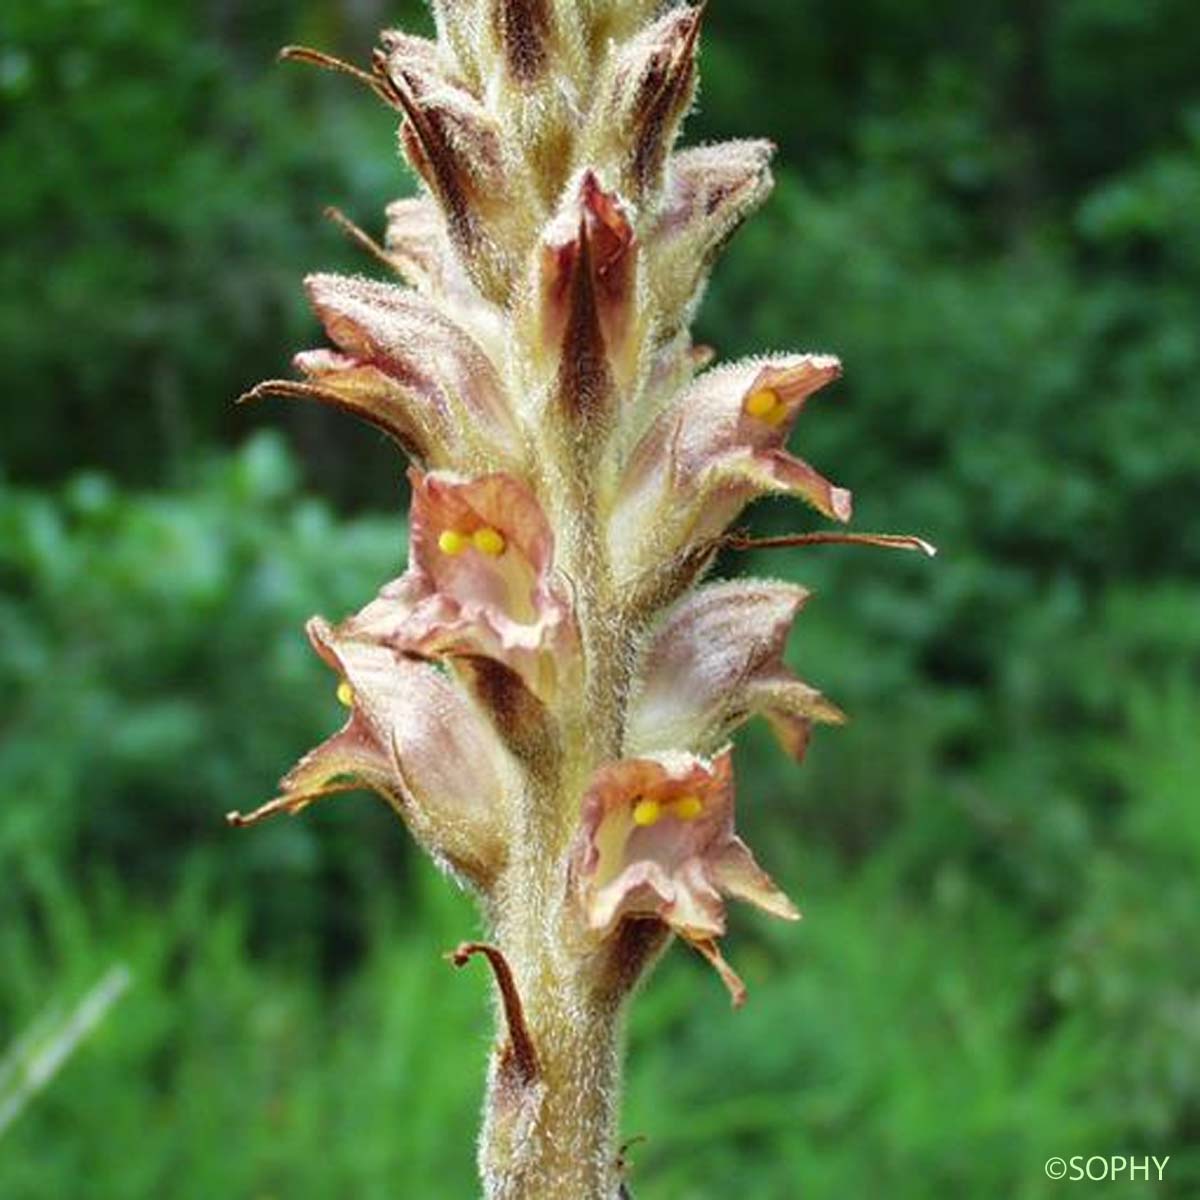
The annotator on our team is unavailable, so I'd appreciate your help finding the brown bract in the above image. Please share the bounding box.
[583,5,705,202]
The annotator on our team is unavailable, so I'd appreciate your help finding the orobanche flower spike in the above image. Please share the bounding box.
[229,5,932,1196]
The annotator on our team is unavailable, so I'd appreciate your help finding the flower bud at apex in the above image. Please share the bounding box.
[584,5,705,202]
[483,0,583,211]
[578,0,664,58]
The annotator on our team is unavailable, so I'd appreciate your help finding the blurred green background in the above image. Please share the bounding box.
[2,0,1198,1196]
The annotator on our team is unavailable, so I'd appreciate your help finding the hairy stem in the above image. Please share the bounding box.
[475,503,641,1198]
[478,945,624,1199]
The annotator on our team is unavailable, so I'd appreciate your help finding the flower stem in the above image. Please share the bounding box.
[476,935,625,1199]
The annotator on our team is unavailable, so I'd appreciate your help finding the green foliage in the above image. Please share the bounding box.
[0,0,425,498]
[3,442,1198,1198]
[3,0,1199,1195]
[0,434,406,935]
[0,862,487,1199]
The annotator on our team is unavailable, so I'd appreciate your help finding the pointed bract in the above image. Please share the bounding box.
[377,33,523,302]
[582,5,704,202]
[488,0,553,84]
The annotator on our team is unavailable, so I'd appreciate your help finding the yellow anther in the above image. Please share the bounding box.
[336,679,354,707]
[745,387,790,427]
[744,388,779,418]
[438,529,470,556]
[763,400,791,427]
[671,795,704,821]
[632,799,662,827]
[472,526,506,557]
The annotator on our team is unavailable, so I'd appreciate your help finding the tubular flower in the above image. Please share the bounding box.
[611,354,851,582]
[572,750,798,1006]
[234,6,931,1196]
[627,579,846,762]
[241,273,522,473]
[348,468,578,709]
[228,617,516,889]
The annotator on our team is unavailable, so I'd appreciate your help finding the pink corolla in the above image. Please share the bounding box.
[573,750,798,1006]
[348,468,578,706]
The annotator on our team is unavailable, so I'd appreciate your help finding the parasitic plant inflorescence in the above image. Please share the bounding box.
[229,4,933,1196]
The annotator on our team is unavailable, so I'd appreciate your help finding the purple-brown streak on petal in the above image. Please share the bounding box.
[628,6,704,195]
[493,0,551,82]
